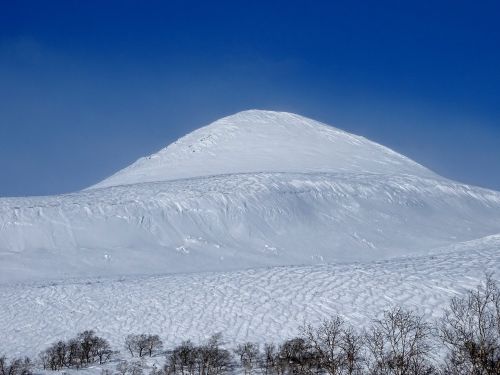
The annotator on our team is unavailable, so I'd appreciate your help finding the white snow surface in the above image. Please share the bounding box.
[1,110,500,283]
[91,110,437,189]
[1,109,500,360]
[1,172,500,283]
[0,234,499,358]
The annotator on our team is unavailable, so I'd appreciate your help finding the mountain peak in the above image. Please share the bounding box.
[214,109,323,124]
[208,110,343,132]
[90,110,436,189]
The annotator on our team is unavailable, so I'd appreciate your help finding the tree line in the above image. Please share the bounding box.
[1,275,498,375]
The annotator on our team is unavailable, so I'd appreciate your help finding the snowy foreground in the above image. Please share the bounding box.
[1,234,499,359]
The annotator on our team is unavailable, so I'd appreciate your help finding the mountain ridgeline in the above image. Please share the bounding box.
[1,110,499,283]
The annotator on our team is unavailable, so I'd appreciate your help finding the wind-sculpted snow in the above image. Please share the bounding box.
[1,110,500,283]
[1,172,500,283]
[1,110,499,360]
[0,236,498,358]
[91,110,437,189]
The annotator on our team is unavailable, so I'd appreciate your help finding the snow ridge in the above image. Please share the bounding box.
[0,110,499,284]
[91,110,437,189]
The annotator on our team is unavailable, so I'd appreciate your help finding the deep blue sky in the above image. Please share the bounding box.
[1,1,499,196]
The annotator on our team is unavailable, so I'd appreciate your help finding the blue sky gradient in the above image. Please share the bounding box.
[1,1,499,196]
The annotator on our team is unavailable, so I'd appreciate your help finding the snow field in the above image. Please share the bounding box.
[1,236,498,358]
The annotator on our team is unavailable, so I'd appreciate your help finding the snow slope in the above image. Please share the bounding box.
[0,110,499,283]
[1,235,498,358]
[90,110,437,189]
[2,172,500,283]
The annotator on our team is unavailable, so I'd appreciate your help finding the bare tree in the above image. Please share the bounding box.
[301,318,344,374]
[339,327,364,375]
[165,335,231,375]
[79,330,97,364]
[260,343,278,375]
[145,335,163,357]
[366,307,436,375]
[38,348,53,371]
[125,334,162,358]
[439,275,500,375]
[125,334,146,357]
[39,331,112,370]
[196,334,233,375]
[301,317,364,375]
[125,335,138,357]
[67,337,82,368]
[39,341,67,370]
[234,342,259,374]
[94,336,113,364]
[165,340,197,375]
[277,337,318,375]
[0,356,32,375]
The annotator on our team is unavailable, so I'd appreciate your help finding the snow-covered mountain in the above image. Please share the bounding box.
[1,110,499,284]
[91,110,436,189]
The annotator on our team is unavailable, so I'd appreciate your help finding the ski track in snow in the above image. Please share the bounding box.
[1,242,498,358]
